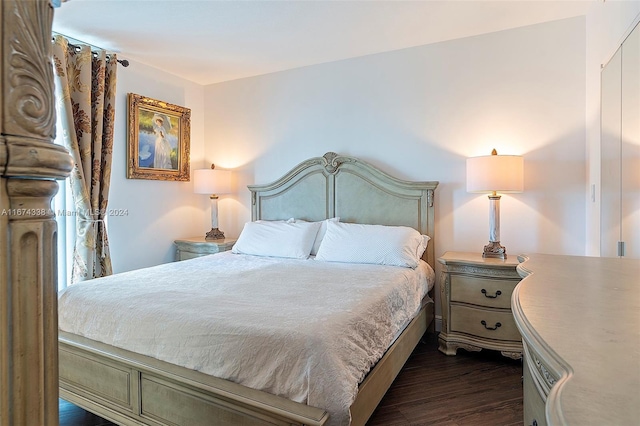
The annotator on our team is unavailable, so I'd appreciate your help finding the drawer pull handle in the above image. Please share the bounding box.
[530,421,538,426]
[481,288,502,298]
[481,320,502,330]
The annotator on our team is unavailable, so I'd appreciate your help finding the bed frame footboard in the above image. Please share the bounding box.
[59,333,329,426]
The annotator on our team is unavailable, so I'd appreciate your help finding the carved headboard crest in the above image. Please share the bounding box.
[322,151,356,174]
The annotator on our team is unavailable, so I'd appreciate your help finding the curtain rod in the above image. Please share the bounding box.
[52,32,129,67]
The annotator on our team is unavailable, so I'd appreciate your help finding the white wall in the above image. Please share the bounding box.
[584,1,640,256]
[204,17,587,264]
[107,61,207,273]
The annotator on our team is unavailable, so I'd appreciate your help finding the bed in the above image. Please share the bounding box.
[58,152,439,426]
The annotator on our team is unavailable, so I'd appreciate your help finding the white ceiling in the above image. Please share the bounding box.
[53,0,592,86]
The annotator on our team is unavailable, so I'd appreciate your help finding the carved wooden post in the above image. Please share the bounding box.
[0,1,73,425]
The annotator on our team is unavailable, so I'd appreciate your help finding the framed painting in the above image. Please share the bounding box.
[127,93,191,181]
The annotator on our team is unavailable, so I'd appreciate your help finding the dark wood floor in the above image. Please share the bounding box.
[60,333,523,425]
[367,334,523,425]
[59,399,116,426]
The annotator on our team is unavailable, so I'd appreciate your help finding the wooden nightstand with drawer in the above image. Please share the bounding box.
[174,237,236,261]
[438,251,523,359]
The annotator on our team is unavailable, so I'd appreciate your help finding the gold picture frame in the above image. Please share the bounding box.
[127,93,191,181]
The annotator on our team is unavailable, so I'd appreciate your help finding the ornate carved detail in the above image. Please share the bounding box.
[445,264,520,279]
[501,351,523,360]
[323,151,338,166]
[4,0,56,140]
[457,342,482,353]
[322,151,341,174]
[534,356,557,388]
[321,151,359,174]
[439,272,449,331]
[439,332,523,358]
[483,241,507,259]
[427,189,434,207]
[440,272,448,297]
[205,228,225,240]
[442,341,483,355]
[437,335,456,355]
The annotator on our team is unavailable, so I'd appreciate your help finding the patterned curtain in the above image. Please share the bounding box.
[52,35,117,283]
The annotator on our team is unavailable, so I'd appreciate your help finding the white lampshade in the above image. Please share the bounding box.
[466,153,524,193]
[193,168,231,195]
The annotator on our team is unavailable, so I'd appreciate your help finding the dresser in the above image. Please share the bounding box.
[438,251,522,359]
[513,254,640,425]
[174,237,236,261]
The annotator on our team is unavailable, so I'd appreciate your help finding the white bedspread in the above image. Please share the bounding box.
[58,252,434,425]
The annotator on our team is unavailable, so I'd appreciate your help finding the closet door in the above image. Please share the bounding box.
[601,22,639,258]
[601,47,622,258]
[620,24,639,259]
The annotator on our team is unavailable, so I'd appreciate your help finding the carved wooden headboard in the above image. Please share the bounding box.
[248,152,438,268]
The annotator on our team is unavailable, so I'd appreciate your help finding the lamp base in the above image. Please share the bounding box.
[483,241,507,259]
[205,228,225,240]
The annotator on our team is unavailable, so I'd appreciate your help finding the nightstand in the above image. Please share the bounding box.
[438,251,523,359]
[174,237,236,261]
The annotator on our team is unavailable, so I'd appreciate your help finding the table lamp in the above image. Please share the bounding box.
[466,149,523,259]
[193,164,231,240]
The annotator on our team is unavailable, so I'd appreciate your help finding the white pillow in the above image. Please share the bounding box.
[315,221,430,268]
[232,220,321,259]
[294,217,340,255]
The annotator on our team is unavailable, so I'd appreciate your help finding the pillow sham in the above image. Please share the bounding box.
[314,221,429,268]
[232,220,321,259]
[294,217,340,255]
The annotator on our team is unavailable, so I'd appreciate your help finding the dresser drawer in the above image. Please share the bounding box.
[450,305,521,341]
[450,274,517,309]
